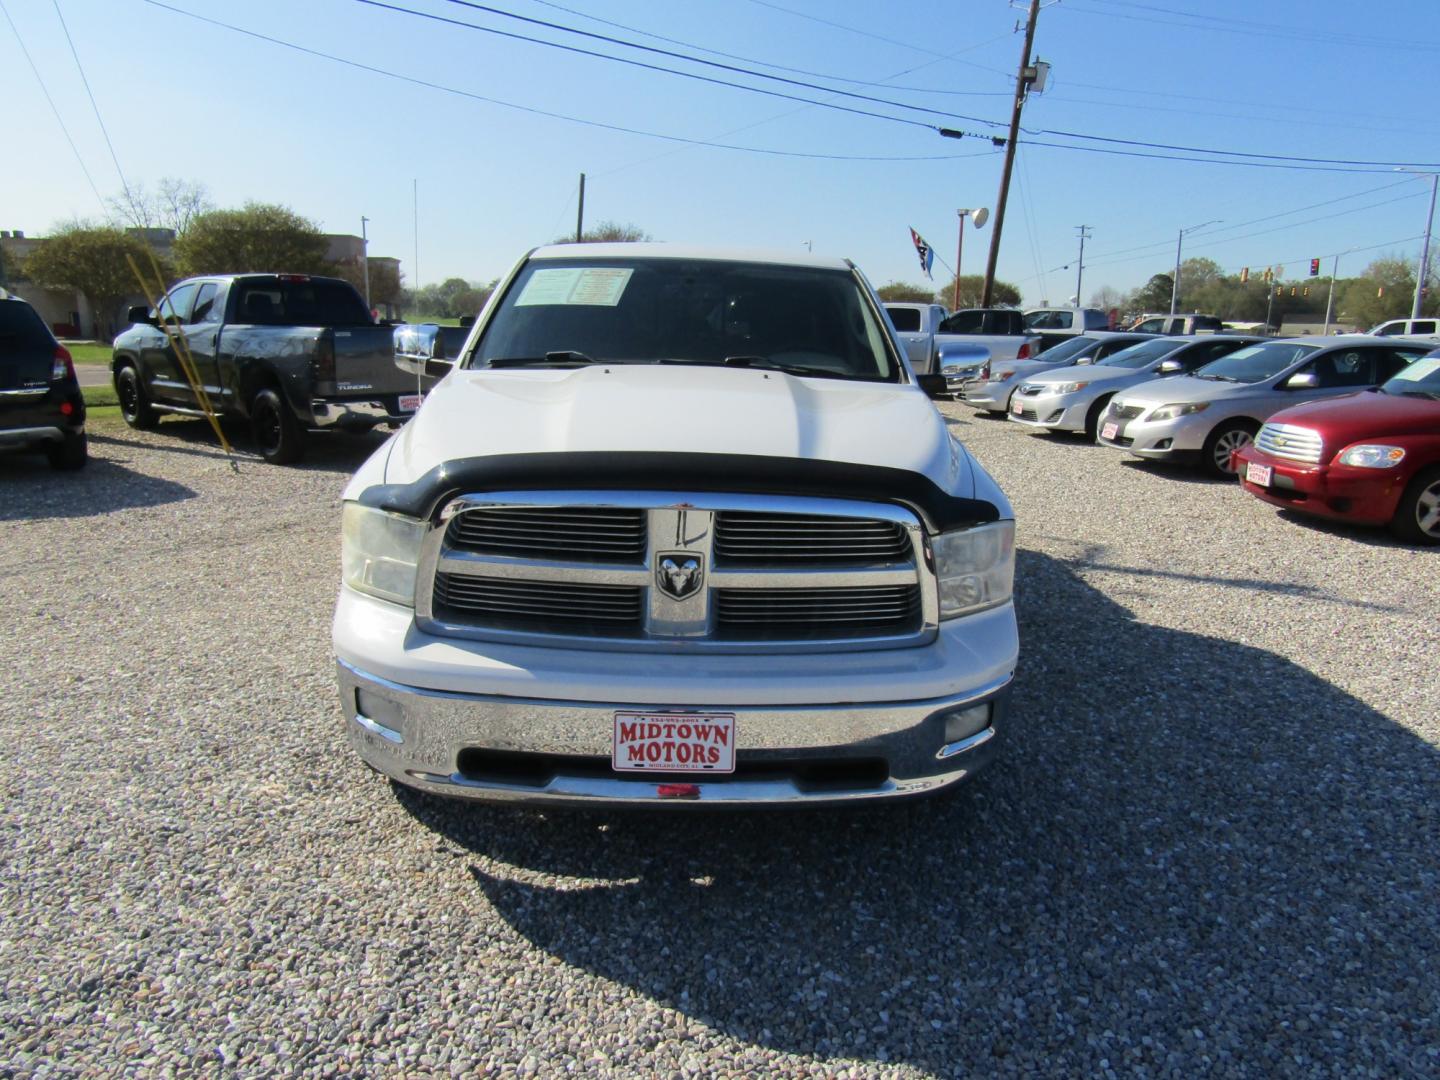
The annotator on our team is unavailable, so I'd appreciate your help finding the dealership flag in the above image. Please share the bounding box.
[910,227,934,280]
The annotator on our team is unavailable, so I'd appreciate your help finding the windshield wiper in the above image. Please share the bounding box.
[1398,389,1440,400]
[488,350,601,368]
[723,355,853,380]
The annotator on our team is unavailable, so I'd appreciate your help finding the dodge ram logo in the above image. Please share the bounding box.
[656,553,703,600]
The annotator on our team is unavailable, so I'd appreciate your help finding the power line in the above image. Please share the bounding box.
[522,0,1015,96]
[368,0,1003,131]
[1021,139,1405,175]
[138,1,995,161]
[51,0,132,203]
[1071,0,1438,51]
[0,0,106,212]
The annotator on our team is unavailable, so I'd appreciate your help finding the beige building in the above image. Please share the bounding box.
[0,227,401,339]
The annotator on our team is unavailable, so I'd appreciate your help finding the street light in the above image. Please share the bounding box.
[1396,168,1438,320]
[360,215,372,311]
[1171,219,1221,314]
[952,208,989,309]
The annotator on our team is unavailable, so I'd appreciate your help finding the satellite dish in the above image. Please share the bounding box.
[971,207,990,229]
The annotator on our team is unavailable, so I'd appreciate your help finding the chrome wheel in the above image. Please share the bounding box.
[1207,425,1254,476]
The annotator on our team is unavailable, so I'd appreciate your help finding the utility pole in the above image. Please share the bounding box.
[1396,168,1437,318]
[1074,225,1091,306]
[980,0,1041,308]
[1323,252,1341,335]
[412,179,419,302]
[575,172,586,243]
[360,215,371,310]
[1170,219,1221,314]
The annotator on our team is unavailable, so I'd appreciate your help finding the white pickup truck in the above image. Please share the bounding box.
[884,302,1041,376]
[333,245,1018,807]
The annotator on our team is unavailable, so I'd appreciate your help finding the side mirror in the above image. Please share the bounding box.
[425,356,456,379]
[394,323,443,377]
[916,373,952,400]
[1284,371,1318,389]
[458,314,476,328]
[1157,359,1184,374]
[127,304,155,327]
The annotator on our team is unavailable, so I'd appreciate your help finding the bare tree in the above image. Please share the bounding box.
[109,178,214,236]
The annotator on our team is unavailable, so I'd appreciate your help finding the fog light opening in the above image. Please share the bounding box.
[943,703,991,743]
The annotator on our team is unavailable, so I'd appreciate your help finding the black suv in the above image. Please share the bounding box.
[0,289,87,469]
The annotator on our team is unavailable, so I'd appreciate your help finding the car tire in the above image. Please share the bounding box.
[1202,420,1258,478]
[115,365,158,430]
[1390,465,1440,545]
[250,387,304,465]
[1085,395,1114,440]
[45,432,88,470]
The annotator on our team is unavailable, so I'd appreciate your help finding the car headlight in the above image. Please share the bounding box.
[1338,444,1406,468]
[932,521,1015,620]
[342,502,426,606]
[992,370,1015,381]
[1148,401,1210,422]
[1051,381,1090,394]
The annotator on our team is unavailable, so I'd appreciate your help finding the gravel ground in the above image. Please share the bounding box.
[1,407,1437,1078]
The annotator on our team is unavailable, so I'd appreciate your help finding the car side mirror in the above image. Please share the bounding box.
[1284,371,1318,389]
[916,373,952,400]
[127,304,156,327]
[1157,359,1184,374]
[394,323,445,377]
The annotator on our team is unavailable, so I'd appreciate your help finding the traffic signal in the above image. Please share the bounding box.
[1309,258,1321,277]
[1240,267,1250,282]
[1303,286,1310,297]
[1275,286,1283,297]
[1290,287,1297,297]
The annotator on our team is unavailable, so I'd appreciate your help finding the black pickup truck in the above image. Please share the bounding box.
[112,273,428,463]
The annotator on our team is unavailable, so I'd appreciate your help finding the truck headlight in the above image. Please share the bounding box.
[932,521,1015,620]
[1148,401,1209,422]
[342,502,426,606]
[1338,444,1405,468]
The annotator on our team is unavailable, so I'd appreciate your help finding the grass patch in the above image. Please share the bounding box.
[67,343,113,365]
[83,384,119,409]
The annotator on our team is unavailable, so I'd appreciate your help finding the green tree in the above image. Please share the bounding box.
[411,277,495,319]
[20,223,166,338]
[1128,273,1175,313]
[551,220,652,244]
[937,274,1021,309]
[876,281,937,303]
[1338,256,1419,328]
[174,202,330,276]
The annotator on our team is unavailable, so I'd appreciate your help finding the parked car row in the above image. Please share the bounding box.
[952,331,1439,544]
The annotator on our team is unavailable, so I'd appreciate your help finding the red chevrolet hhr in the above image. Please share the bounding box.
[1234,350,1440,544]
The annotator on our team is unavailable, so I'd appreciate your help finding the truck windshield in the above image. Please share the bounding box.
[477,258,897,381]
[1192,342,1320,383]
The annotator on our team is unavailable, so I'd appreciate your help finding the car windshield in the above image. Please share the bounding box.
[1192,341,1321,383]
[1033,335,1100,364]
[1380,355,1440,399]
[1095,338,1184,369]
[476,257,897,381]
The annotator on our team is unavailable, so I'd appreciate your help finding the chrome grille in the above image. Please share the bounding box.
[419,494,935,653]
[433,573,642,635]
[716,586,921,639]
[446,506,645,562]
[1256,423,1323,464]
[1112,403,1145,420]
[714,512,910,566]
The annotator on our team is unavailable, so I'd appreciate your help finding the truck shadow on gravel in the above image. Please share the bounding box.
[399,549,1440,1076]
[90,419,388,476]
[0,454,195,520]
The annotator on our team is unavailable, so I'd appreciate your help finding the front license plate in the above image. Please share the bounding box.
[1012,398,1024,415]
[398,393,423,413]
[612,711,736,774]
[1100,421,1119,441]
[1246,462,1273,487]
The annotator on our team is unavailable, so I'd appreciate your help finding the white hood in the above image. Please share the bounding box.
[364,364,974,499]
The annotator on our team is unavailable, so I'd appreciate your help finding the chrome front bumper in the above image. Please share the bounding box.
[338,659,1011,807]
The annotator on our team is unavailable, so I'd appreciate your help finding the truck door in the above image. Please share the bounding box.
[141,282,199,406]
[179,281,229,408]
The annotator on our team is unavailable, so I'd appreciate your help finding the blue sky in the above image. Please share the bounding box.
[4,0,1437,306]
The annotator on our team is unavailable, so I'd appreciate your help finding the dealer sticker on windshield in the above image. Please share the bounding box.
[516,267,634,307]
[612,711,736,773]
